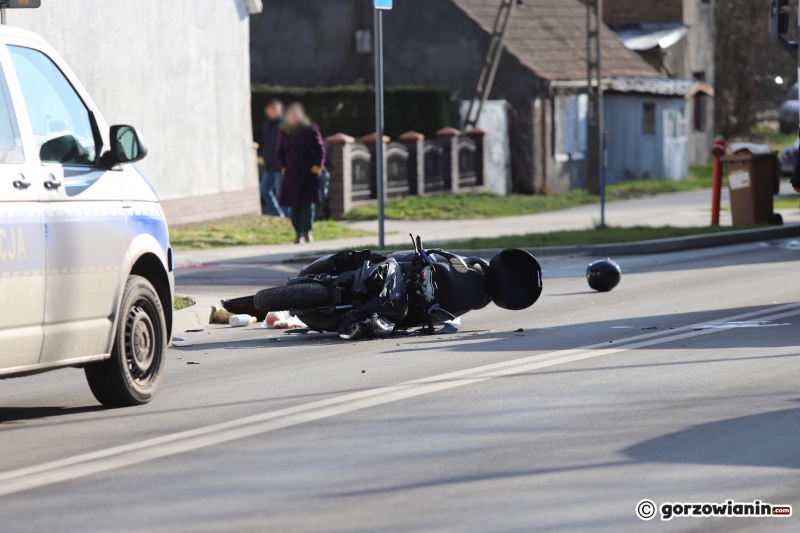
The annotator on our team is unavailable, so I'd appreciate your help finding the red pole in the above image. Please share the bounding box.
[711,136,726,227]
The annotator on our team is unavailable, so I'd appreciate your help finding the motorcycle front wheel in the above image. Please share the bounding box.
[254,283,331,312]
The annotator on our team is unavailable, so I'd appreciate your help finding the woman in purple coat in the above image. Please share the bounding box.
[276,103,326,243]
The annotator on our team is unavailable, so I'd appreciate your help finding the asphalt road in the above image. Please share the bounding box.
[3,241,800,532]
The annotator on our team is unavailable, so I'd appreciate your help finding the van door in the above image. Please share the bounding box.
[0,50,45,371]
[7,44,128,363]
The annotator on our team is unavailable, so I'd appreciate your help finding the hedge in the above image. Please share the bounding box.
[251,85,451,141]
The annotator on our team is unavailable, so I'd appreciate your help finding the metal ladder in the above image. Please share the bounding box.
[462,0,517,130]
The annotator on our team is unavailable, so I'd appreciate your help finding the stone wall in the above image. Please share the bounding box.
[326,129,488,219]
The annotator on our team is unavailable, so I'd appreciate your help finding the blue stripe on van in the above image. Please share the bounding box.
[0,208,169,275]
[127,211,169,255]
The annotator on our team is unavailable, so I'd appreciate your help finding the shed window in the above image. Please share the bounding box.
[693,95,707,132]
[693,72,707,132]
[642,103,656,135]
[555,94,588,160]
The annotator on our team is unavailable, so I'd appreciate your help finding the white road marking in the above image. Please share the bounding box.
[1,303,799,497]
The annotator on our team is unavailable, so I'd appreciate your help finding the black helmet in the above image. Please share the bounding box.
[586,259,621,292]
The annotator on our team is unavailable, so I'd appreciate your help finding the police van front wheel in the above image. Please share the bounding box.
[85,275,167,407]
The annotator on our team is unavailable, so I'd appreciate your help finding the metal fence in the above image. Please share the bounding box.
[423,141,447,194]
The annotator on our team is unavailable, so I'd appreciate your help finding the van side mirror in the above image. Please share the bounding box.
[110,125,147,164]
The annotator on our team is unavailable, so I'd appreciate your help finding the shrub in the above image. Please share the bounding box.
[251,85,451,141]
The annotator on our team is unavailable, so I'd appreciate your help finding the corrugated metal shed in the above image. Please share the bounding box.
[604,93,689,182]
[607,77,713,97]
[551,77,715,98]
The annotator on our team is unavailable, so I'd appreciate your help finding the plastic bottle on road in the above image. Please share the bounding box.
[229,314,257,328]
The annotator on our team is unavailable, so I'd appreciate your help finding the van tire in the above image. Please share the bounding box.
[85,275,167,407]
[254,283,331,312]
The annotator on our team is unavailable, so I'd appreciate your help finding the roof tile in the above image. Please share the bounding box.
[453,0,661,81]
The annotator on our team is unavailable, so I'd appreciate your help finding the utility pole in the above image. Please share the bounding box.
[373,0,391,249]
[586,0,603,204]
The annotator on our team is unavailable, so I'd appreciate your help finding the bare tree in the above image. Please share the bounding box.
[715,0,798,137]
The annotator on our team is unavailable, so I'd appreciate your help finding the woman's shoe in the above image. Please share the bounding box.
[303,232,313,243]
[293,236,301,244]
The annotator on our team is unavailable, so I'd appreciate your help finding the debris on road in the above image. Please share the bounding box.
[229,314,257,327]
[213,308,233,324]
[362,370,365,373]
[187,362,199,365]
[514,328,524,332]
[435,324,459,335]
[284,328,315,335]
[264,311,307,330]
[172,336,192,347]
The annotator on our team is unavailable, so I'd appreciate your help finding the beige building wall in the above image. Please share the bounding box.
[9,0,260,225]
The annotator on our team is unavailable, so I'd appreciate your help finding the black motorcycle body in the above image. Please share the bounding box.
[254,237,543,339]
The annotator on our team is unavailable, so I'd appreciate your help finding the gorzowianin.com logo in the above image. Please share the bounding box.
[636,499,792,521]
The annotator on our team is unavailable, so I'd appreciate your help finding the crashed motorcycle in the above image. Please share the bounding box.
[253,236,543,339]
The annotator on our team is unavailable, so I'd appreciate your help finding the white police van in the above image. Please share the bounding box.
[0,26,173,406]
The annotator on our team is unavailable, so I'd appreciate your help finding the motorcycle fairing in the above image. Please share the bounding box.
[429,257,491,317]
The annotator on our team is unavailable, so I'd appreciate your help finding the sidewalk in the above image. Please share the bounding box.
[175,186,800,266]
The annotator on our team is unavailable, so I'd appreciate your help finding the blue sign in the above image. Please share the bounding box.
[374,0,392,9]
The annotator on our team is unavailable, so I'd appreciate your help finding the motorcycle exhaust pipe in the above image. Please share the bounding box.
[370,314,395,338]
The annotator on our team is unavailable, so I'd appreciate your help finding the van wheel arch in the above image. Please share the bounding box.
[129,253,172,339]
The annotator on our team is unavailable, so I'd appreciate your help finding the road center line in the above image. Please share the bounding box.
[0,303,798,497]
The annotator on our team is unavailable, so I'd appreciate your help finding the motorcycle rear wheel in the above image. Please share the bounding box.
[254,283,331,312]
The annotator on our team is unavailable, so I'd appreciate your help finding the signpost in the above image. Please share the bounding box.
[0,0,41,25]
[373,0,391,249]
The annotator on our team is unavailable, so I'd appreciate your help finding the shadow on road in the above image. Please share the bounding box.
[171,304,800,356]
[623,401,800,470]
[626,244,800,275]
[325,404,800,501]
[0,405,107,425]
[384,304,800,355]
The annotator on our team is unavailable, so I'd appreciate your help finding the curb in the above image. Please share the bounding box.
[288,223,800,263]
[446,224,800,259]
[172,299,220,333]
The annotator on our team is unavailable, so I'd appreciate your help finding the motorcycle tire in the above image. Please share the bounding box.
[254,283,331,312]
